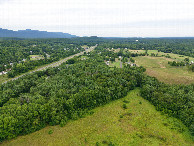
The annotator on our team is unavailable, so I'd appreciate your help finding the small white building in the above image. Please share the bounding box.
[106,61,110,65]
[0,71,7,75]
[131,63,136,67]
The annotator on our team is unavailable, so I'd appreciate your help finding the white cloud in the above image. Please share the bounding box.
[0,0,194,37]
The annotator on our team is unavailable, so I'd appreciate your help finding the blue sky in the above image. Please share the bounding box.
[0,0,194,37]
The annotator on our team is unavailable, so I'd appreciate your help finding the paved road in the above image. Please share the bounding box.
[3,45,97,84]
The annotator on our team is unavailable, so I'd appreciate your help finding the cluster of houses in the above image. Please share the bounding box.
[127,62,136,67]
[0,71,8,76]
[105,56,136,67]
[0,63,13,76]
[105,60,136,67]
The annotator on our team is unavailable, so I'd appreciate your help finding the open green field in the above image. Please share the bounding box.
[30,55,44,60]
[2,89,193,146]
[134,56,194,84]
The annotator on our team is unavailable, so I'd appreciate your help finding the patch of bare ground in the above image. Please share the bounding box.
[159,62,166,68]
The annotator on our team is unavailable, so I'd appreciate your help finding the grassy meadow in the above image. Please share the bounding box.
[2,89,193,146]
[108,49,194,84]
[134,56,194,84]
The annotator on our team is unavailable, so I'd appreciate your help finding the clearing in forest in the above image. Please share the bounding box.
[134,56,194,84]
[109,58,121,68]
[2,89,193,146]
[30,55,44,60]
[128,49,146,54]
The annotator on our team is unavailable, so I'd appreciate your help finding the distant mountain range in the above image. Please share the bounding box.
[0,28,77,38]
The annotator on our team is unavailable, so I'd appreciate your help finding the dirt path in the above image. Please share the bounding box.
[3,45,97,84]
[159,62,166,68]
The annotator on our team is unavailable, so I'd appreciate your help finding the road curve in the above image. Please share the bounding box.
[2,45,97,84]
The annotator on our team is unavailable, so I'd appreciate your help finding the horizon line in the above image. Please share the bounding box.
[1,28,194,38]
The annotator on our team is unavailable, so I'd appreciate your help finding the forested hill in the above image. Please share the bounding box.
[0,28,77,38]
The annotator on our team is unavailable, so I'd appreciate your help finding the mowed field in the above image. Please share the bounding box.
[131,50,194,84]
[2,89,193,146]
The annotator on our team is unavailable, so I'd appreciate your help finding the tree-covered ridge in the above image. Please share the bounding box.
[0,54,145,141]
[0,28,77,38]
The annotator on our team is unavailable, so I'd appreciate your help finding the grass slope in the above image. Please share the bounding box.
[2,89,193,146]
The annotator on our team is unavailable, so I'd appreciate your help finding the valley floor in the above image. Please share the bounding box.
[2,89,193,146]
[0,46,95,85]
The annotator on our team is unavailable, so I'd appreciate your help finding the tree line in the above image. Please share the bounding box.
[0,53,145,141]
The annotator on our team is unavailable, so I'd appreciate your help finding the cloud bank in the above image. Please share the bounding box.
[0,0,194,37]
